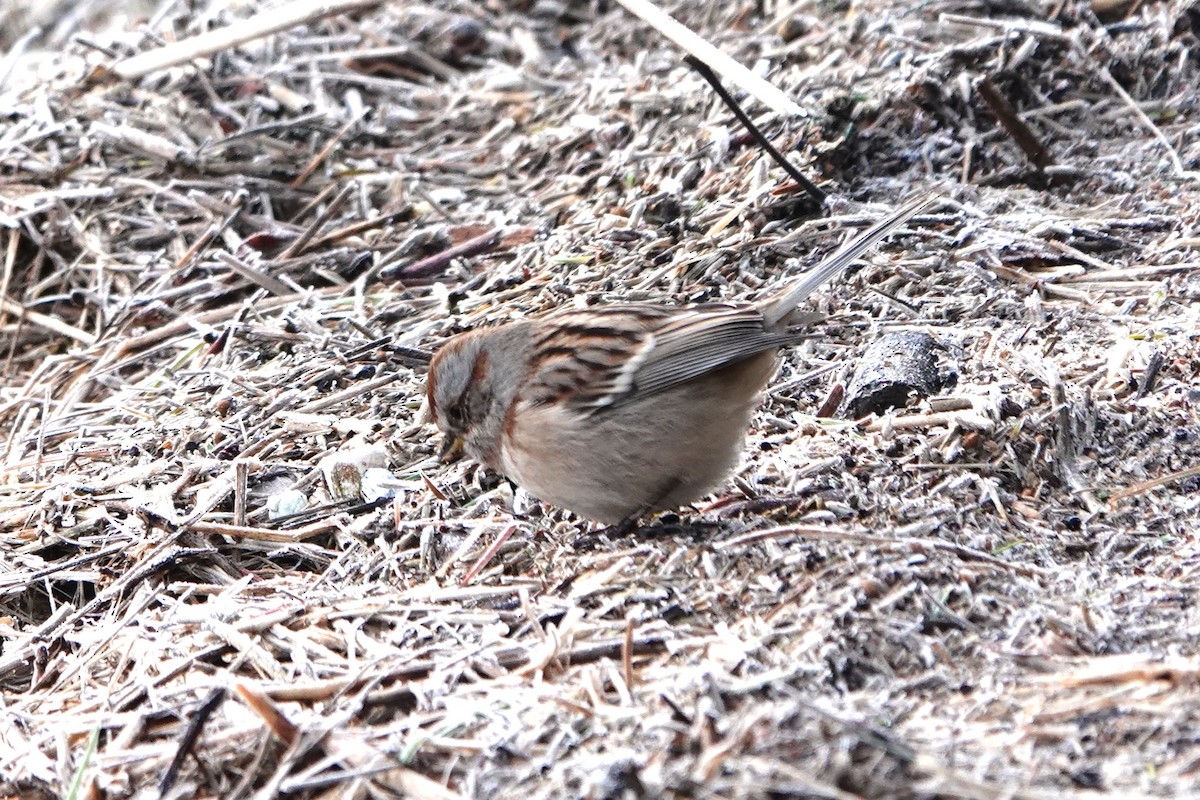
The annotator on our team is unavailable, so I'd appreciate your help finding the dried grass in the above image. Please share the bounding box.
[2,0,1200,797]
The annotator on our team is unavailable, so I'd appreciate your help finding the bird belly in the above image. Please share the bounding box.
[500,352,778,523]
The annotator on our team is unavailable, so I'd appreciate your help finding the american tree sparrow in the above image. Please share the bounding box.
[424,193,934,523]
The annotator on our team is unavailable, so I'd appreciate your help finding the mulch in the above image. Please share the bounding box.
[2,0,1199,797]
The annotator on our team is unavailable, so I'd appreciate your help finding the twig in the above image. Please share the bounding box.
[289,113,366,191]
[111,0,383,79]
[1091,61,1195,180]
[977,76,1054,170]
[159,688,227,798]
[278,182,356,260]
[1135,348,1165,399]
[461,524,519,585]
[0,295,97,345]
[685,56,825,203]
[380,229,504,280]
[293,370,407,414]
[613,0,808,117]
[1110,464,1200,504]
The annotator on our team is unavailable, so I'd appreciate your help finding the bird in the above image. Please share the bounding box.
[423,192,935,524]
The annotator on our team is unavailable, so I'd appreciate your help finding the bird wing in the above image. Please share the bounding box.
[521,304,795,414]
[627,305,797,402]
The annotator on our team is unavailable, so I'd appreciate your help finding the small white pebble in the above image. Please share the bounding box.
[267,489,308,520]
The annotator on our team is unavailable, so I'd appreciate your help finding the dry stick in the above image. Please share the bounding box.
[380,229,504,280]
[234,461,249,527]
[612,0,808,118]
[460,524,519,585]
[207,112,332,152]
[341,44,460,81]
[278,182,356,260]
[861,409,993,433]
[987,262,1095,305]
[311,207,413,250]
[289,111,366,191]
[976,76,1054,170]
[294,370,407,413]
[257,634,671,702]
[289,182,340,226]
[685,56,825,204]
[115,289,323,356]
[90,122,193,162]
[1,224,17,318]
[186,518,340,542]
[0,544,127,593]
[1109,464,1200,504]
[1135,348,1165,400]
[390,343,434,366]
[622,618,636,693]
[235,682,301,745]
[111,0,382,79]
[1037,654,1200,688]
[0,295,97,345]
[172,190,247,272]
[159,687,227,798]
[1092,61,1192,180]
[436,524,493,579]
[0,230,21,377]
[215,251,294,296]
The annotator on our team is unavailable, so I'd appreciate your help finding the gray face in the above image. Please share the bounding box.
[423,321,534,468]
[428,336,480,436]
[426,332,503,463]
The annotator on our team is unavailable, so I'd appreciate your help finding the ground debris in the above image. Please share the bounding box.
[2,0,1199,797]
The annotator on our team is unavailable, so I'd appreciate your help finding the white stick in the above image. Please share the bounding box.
[112,0,380,80]
[612,0,808,118]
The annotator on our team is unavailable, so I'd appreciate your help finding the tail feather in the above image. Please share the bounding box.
[758,191,937,328]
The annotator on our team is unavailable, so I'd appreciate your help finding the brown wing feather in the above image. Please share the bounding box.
[630,306,796,401]
[520,304,794,414]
